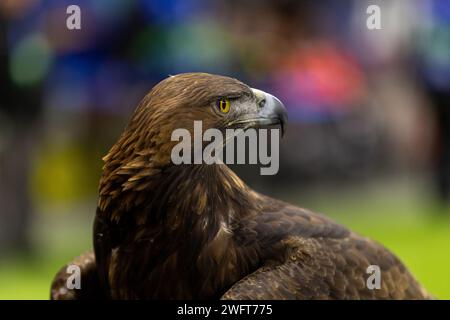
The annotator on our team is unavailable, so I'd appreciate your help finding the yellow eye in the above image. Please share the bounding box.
[216,98,230,114]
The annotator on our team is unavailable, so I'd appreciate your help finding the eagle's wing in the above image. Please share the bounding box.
[50,251,103,300]
[222,197,431,300]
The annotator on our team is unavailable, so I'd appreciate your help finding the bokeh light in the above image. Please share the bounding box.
[9,33,53,86]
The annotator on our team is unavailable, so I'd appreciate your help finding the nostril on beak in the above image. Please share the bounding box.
[258,98,266,109]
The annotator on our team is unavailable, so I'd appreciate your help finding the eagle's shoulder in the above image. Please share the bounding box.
[238,192,350,242]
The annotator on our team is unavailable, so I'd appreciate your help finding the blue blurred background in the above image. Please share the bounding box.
[1,0,450,299]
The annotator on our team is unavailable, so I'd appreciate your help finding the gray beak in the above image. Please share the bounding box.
[252,88,288,137]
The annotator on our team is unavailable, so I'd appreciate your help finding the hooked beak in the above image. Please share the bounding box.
[227,88,288,137]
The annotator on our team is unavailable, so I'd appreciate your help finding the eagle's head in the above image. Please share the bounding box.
[99,73,287,211]
[107,73,287,165]
[149,72,287,134]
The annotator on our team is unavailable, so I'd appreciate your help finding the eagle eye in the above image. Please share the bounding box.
[216,98,230,114]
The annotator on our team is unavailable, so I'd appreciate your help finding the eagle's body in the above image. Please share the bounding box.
[51,73,430,300]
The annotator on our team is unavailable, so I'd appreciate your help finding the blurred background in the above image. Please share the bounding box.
[1,0,450,299]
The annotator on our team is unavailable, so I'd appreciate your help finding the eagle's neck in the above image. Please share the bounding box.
[99,162,260,298]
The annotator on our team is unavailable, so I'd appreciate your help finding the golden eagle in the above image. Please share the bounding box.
[50,73,430,299]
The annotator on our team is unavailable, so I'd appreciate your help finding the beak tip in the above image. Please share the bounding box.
[249,88,289,137]
[280,113,288,138]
